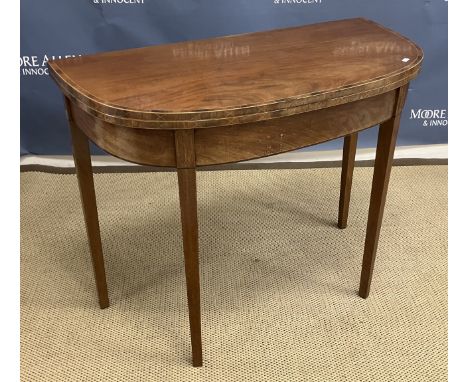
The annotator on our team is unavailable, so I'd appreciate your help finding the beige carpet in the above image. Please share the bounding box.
[20,166,447,381]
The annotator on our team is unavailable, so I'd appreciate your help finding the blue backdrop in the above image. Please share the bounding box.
[20,0,448,156]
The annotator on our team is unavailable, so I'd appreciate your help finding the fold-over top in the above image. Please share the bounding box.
[48,18,423,129]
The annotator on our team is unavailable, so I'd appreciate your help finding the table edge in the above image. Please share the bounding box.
[48,18,423,129]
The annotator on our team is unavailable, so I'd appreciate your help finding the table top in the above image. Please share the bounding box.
[49,18,423,129]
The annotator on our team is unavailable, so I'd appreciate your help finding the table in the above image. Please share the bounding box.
[48,18,423,366]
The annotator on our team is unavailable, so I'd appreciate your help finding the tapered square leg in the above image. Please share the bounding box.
[175,129,202,367]
[359,85,408,299]
[338,133,358,229]
[177,168,202,367]
[65,98,110,309]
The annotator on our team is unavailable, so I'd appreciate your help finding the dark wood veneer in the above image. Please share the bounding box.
[49,18,422,129]
[48,19,422,367]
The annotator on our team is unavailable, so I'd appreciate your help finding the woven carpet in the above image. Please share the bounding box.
[20,166,447,381]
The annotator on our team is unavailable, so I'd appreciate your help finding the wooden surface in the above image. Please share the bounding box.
[195,91,394,166]
[49,18,422,129]
[68,102,176,166]
[49,18,423,367]
[66,98,109,309]
[175,130,202,366]
[67,89,395,168]
[338,133,358,229]
[359,84,409,298]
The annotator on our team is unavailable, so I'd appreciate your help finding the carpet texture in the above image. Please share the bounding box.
[20,166,447,381]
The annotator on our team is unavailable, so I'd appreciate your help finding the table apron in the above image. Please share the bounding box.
[68,89,397,167]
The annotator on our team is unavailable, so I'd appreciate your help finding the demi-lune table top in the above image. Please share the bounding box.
[48,18,422,129]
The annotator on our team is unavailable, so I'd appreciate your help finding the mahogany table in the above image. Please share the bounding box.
[48,18,423,366]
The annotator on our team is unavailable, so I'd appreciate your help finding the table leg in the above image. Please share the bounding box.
[175,130,202,367]
[65,98,110,309]
[338,133,358,229]
[358,85,408,298]
[177,168,202,367]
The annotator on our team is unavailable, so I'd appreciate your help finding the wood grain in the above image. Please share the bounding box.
[359,84,409,298]
[175,130,202,366]
[48,18,422,129]
[66,90,396,168]
[175,130,196,169]
[338,133,358,229]
[195,91,395,166]
[69,101,176,167]
[66,98,110,309]
[48,18,423,367]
